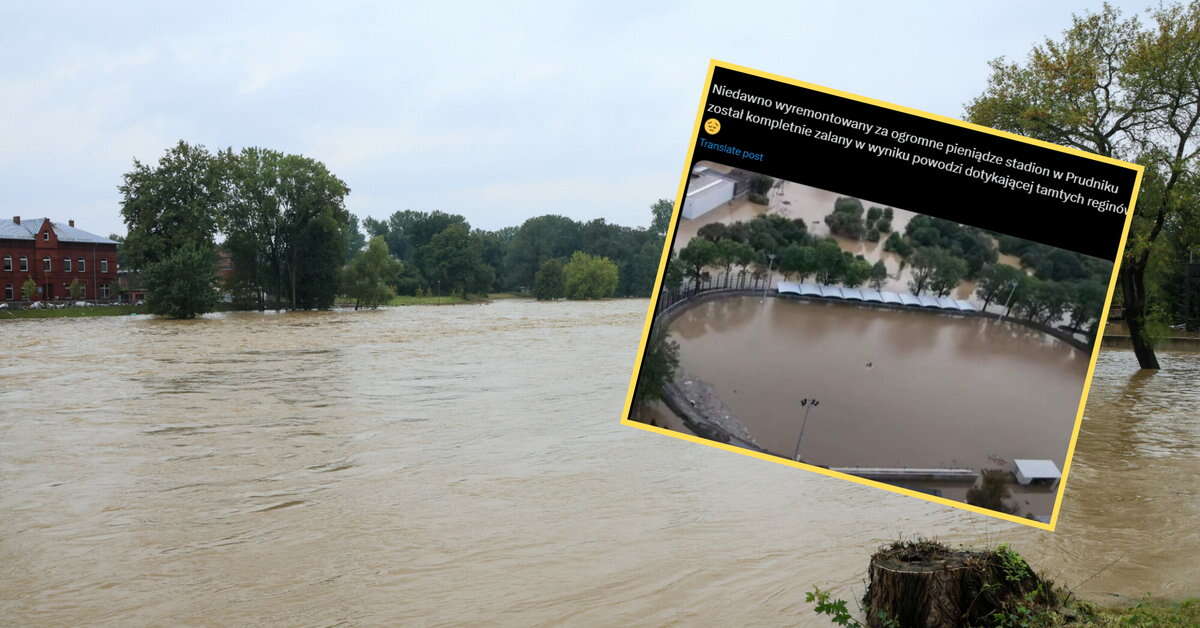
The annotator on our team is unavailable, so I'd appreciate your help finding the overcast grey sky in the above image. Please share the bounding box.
[1,1,1162,237]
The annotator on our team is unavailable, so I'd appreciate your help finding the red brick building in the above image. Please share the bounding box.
[1,216,119,302]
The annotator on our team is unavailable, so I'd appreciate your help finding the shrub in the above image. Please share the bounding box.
[563,251,619,299]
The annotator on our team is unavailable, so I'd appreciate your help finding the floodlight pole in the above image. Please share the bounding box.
[1001,279,1019,319]
[762,253,776,302]
[793,398,819,461]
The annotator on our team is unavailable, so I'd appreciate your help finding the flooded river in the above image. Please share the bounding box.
[1,299,1196,625]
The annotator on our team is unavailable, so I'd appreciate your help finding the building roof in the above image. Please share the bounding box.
[819,284,843,298]
[1014,459,1061,480]
[0,218,117,245]
[776,283,984,314]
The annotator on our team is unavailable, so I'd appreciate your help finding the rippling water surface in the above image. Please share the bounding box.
[1,300,1196,626]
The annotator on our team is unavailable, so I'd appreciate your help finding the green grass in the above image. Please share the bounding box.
[0,304,148,319]
[1080,598,1200,627]
[385,295,474,306]
[359,294,497,307]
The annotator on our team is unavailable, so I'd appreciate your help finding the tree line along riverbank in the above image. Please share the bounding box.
[85,140,676,318]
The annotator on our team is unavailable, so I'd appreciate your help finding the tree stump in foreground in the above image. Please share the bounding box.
[863,540,1051,627]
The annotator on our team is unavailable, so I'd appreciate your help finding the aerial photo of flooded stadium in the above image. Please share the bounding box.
[631,162,1115,521]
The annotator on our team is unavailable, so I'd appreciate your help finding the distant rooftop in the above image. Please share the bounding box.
[0,217,117,245]
[1013,459,1061,480]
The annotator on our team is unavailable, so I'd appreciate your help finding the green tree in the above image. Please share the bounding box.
[342,236,401,310]
[842,255,873,288]
[976,264,1025,310]
[1069,279,1108,330]
[291,207,345,309]
[106,233,129,269]
[533,258,566,300]
[417,222,494,297]
[664,252,684,292]
[223,147,285,310]
[869,260,888,290]
[930,250,968,298]
[20,277,37,300]
[475,227,515,292]
[504,215,582,290]
[120,140,225,273]
[813,238,846,284]
[144,244,219,319]
[563,251,619,299]
[967,1,1200,369]
[67,279,84,300]
[678,238,718,286]
[119,141,226,318]
[883,231,912,257]
[747,174,774,204]
[779,243,812,281]
[632,326,680,421]
[628,239,665,296]
[908,248,940,296]
[714,238,743,285]
[825,197,866,239]
[650,198,674,238]
[729,240,757,285]
[343,214,367,261]
[277,155,351,309]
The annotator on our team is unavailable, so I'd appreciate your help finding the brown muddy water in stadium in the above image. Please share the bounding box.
[1,299,1197,625]
[667,296,1088,469]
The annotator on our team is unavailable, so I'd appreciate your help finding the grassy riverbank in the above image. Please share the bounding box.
[808,541,1198,627]
[1,305,148,319]
[1083,598,1199,626]
[339,293,527,308]
[4,293,532,318]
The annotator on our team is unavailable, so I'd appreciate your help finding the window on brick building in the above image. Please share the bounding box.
[64,257,72,272]
[3,256,10,272]
[100,284,109,299]
[78,257,85,272]
[42,231,49,241]
[42,257,51,272]
[19,256,28,272]
[100,258,109,273]
[4,284,11,300]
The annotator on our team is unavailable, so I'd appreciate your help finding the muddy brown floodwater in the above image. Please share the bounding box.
[1,299,1196,626]
[668,296,1088,469]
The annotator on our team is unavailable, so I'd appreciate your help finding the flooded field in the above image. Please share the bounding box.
[1,300,1196,625]
[667,296,1088,469]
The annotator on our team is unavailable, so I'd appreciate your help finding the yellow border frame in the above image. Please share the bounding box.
[619,59,1144,532]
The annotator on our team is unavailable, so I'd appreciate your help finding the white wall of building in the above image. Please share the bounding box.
[682,178,734,219]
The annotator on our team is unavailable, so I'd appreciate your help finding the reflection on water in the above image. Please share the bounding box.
[0,301,1195,625]
[668,296,1088,469]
